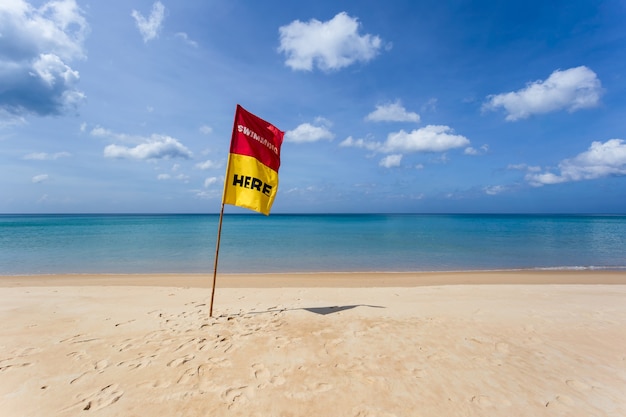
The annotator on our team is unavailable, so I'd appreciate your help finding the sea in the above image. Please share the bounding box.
[1,213,626,275]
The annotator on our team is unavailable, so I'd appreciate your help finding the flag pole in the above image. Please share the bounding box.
[209,107,239,318]
[209,202,225,317]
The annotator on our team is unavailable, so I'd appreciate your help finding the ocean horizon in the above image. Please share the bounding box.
[2,213,626,275]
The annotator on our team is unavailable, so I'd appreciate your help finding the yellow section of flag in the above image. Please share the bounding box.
[223,153,279,215]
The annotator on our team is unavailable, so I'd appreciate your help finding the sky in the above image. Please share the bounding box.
[1,0,626,214]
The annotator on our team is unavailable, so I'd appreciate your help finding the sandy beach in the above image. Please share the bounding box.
[1,271,626,416]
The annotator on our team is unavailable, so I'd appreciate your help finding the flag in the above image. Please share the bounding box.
[222,105,284,215]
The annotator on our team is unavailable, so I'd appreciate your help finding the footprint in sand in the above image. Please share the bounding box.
[353,407,398,417]
[167,354,195,368]
[286,382,334,400]
[495,342,510,354]
[114,339,134,352]
[62,334,100,345]
[95,359,108,371]
[252,363,271,383]
[68,384,124,412]
[117,356,152,370]
[222,386,254,408]
[11,346,41,357]
[136,379,171,390]
[566,379,593,391]
[66,350,88,361]
[471,395,493,407]
[0,360,33,372]
[471,394,512,407]
[313,382,332,393]
[197,364,221,392]
[173,338,197,352]
[545,395,575,408]
[176,367,198,385]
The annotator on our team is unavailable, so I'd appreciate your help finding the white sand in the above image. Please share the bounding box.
[1,272,626,416]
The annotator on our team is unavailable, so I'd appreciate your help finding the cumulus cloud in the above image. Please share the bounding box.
[484,185,507,195]
[339,136,376,151]
[104,135,192,160]
[91,126,136,142]
[379,126,470,153]
[341,126,470,170]
[341,126,470,154]
[32,174,49,183]
[131,1,165,43]
[483,66,603,121]
[285,119,335,143]
[195,159,221,170]
[464,144,489,156]
[379,154,402,168]
[365,101,420,123]
[204,177,218,187]
[157,173,189,182]
[525,139,626,186]
[95,126,193,161]
[24,151,71,160]
[278,12,383,71]
[0,0,88,116]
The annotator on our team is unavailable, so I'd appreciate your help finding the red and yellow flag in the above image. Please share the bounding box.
[222,105,284,215]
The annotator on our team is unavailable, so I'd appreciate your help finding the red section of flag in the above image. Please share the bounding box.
[229,105,284,172]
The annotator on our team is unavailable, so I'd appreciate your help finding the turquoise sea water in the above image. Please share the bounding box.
[1,214,626,275]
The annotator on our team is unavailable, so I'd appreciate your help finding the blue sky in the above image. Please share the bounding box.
[1,0,626,214]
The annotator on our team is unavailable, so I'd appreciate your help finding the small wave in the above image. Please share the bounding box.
[533,265,626,271]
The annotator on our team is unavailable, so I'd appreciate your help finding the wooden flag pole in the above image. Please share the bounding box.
[209,202,226,317]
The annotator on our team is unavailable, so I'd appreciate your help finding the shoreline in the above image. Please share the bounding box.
[2,269,626,288]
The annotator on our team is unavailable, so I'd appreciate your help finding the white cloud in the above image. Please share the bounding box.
[341,126,470,155]
[195,159,220,170]
[380,125,470,153]
[24,151,71,160]
[104,135,192,160]
[157,173,189,182]
[0,0,88,116]
[365,101,420,123]
[483,66,603,121]
[508,163,541,172]
[32,174,49,183]
[484,185,507,195]
[131,1,165,43]
[525,139,626,186]
[90,126,147,144]
[278,12,383,72]
[339,136,377,151]
[199,125,213,135]
[0,110,26,129]
[421,98,438,113]
[175,32,198,47]
[285,121,334,143]
[91,126,126,140]
[464,144,489,156]
[204,177,217,187]
[379,154,402,168]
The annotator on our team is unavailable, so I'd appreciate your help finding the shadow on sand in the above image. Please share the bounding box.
[302,305,385,315]
[222,304,386,318]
